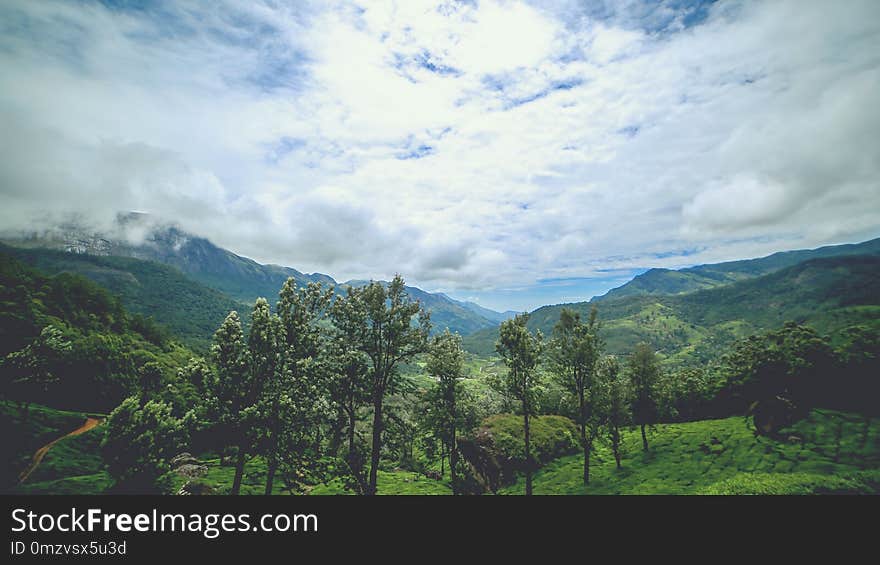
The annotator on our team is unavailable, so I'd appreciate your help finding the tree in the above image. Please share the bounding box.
[178,357,211,395]
[100,396,187,492]
[206,311,251,495]
[719,322,836,435]
[547,307,603,484]
[661,367,716,422]
[628,342,661,451]
[268,279,334,494]
[600,356,630,469]
[492,314,543,495]
[425,330,465,494]
[3,325,71,421]
[245,298,285,495]
[326,324,371,493]
[137,361,165,405]
[330,275,431,495]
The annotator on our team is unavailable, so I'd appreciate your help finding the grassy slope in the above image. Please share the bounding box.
[2,400,109,494]
[9,401,879,495]
[499,410,880,495]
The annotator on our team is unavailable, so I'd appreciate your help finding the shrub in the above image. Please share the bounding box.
[457,414,579,492]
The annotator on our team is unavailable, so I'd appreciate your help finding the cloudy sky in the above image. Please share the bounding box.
[1,0,878,311]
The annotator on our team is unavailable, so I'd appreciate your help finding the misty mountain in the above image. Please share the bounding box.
[4,218,334,305]
[2,218,508,337]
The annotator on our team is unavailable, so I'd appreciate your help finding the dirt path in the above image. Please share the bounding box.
[19,417,102,484]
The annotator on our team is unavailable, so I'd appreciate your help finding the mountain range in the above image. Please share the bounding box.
[463,238,880,363]
[4,218,878,364]
[0,217,513,343]
[593,238,880,302]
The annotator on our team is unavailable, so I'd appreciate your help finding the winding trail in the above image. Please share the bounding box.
[19,417,102,484]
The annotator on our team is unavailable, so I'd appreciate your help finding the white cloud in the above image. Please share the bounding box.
[0,0,879,310]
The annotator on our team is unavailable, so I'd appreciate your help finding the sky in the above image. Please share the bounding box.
[0,0,878,312]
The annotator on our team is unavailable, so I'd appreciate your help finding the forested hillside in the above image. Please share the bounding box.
[0,251,194,413]
[594,237,880,302]
[2,245,243,351]
[464,254,880,363]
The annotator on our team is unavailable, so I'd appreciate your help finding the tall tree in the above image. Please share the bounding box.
[207,311,251,495]
[600,356,630,469]
[246,298,285,495]
[492,314,543,495]
[547,307,603,484]
[326,317,371,493]
[264,279,333,495]
[330,275,431,495]
[628,342,661,451]
[425,330,465,494]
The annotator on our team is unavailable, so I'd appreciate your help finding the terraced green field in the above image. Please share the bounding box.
[8,400,877,495]
[500,410,880,495]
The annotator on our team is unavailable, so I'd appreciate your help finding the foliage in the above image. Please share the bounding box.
[3,326,72,413]
[492,314,544,494]
[4,245,243,351]
[600,356,630,468]
[100,396,187,492]
[330,274,431,495]
[627,342,661,450]
[716,322,836,434]
[457,414,579,492]
[423,330,466,492]
[499,409,880,495]
[547,307,603,483]
[0,251,195,412]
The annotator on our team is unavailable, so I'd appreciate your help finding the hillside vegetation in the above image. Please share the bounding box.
[12,401,877,495]
[464,255,880,364]
[594,237,880,302]
[499,410,880,495]
[2,245,243,351]
[0,251,195,413]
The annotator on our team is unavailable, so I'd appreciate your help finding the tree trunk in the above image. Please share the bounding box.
[450,419,457,495]
[833,417,844,463]
[578,390,589,484]
[264,455,278,495]
[345,406,366,495]
[328,406,346,457]
[367,395,383,495]
[641,423,649,451]
[264,402,280,495]
[582,440,590,485]
[524,410,532,496]
[440,443,445,477]
[231,444,247,495]
[612,426,622,468]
